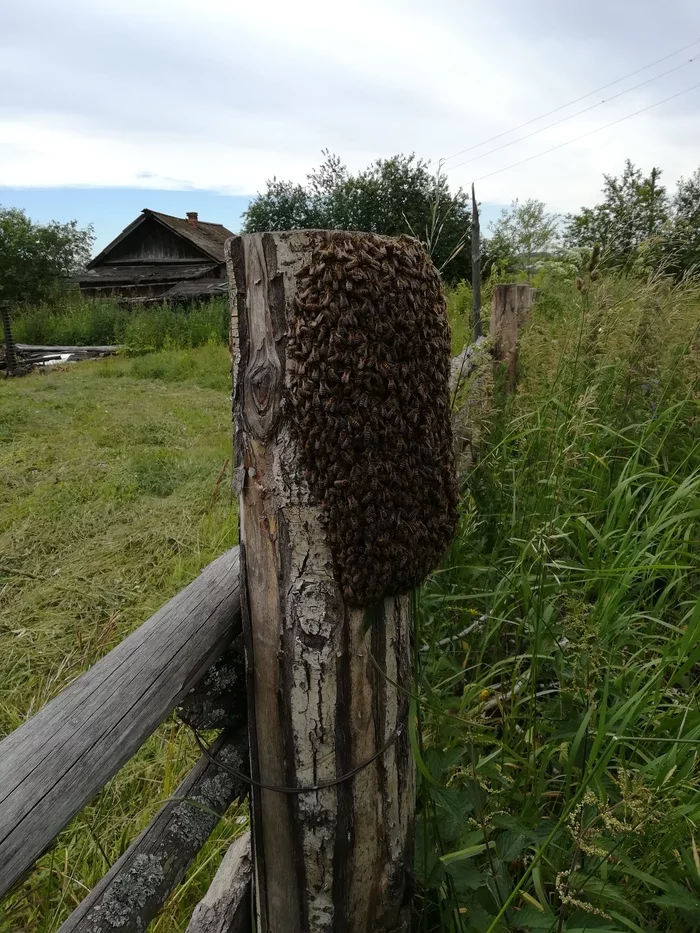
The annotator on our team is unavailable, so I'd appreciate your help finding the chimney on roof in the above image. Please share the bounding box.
[186,211,198,227]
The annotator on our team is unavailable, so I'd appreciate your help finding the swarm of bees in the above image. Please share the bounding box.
[287,230,458,608]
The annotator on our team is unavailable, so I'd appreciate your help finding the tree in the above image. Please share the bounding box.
[487,198,560,279]
[564,160,669,270]
[0,207,94,306]
[662,166,700,276]
[243,152,472,282]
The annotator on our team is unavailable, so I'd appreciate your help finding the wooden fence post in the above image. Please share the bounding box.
[471,184,482,341]
[490,283,534,393]
[1,303,20,376]
[227,230,457,933]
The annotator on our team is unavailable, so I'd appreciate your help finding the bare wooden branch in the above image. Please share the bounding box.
[15,344,119,355]
[490,283,535,392]
[0,547,242,898]
[58,730,249,933]
[185,832,252,933]
[231,232,414,933]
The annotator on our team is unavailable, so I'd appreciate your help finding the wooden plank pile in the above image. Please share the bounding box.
[1,344,119,372]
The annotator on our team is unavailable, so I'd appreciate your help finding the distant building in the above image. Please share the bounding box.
[78,209,235,302]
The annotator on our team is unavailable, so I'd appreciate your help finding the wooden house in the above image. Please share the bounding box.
[78,209,235,302]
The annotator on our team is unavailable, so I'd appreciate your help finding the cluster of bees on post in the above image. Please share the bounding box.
[287,231,458,608]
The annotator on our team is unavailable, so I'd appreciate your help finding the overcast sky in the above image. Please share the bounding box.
[2,0,700,247]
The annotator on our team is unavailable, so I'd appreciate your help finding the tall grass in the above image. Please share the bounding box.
[11,297,229,350]
[414,275,700,931]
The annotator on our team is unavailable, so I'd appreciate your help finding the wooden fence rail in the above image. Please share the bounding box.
[58,730,249,933]
[0,546,243,899]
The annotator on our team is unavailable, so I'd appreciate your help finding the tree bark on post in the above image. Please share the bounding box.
[490,283,534,393]
[471,184,483,341]
[227,230,457,933]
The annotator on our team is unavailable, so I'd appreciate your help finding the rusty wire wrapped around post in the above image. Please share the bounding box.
[287,231,458,607]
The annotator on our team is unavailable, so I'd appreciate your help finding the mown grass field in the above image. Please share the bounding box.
[0,344,241,933]
[1,274,700,932]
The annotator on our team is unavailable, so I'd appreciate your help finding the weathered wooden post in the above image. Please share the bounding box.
[227,230,457,933]
[471,183,482,341]
[490,283,534,393]
[1,303,20,377]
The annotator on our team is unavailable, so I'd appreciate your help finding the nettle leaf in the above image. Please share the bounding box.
[513,906,556,931]
[425,745,466,775]
[431,784,475,824]
[566,908,632,931]
[495,828,530,861]
[444,859,487,892]
[493,813,537,836]
[573,874,643,918]
[651,887,700,913]
[463,901,502,932]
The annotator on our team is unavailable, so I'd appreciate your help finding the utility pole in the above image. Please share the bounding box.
[471,183,483,340]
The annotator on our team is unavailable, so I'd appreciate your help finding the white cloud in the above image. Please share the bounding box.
[1,0,699,211]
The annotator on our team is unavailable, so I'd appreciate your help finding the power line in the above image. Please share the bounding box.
[466,79,700,184]
[446,55,697,172]
[441,35,700,163]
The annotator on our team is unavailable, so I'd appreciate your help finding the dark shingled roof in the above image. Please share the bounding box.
[87,209,236,269]
[145,210,234,263]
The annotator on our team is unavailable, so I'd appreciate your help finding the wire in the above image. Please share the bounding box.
[447,55,698,171]
[441,35,700,163]
[466,79,700,184]
[191,724,403,795]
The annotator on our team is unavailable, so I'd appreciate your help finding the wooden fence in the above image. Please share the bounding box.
[0,548,251,932]
[0,242,534,931]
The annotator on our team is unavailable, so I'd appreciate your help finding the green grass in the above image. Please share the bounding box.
[0,344,240,933]
[415,274,700,931]
[10,297,229,351]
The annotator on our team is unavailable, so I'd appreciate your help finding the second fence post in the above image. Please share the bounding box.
[490,283,535,393]
[227,230,457,933]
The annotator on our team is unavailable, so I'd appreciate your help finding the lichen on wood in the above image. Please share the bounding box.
[178,637,246,731]
[58,731,248,933]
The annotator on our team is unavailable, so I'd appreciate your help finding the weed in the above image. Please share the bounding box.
[415,274,700,931]
[10,297,229,351]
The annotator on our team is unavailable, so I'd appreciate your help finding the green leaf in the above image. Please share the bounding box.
[444,859,486,892]
[495,829,529,862]
[651,889,700,913]
[440,840,493,864]
[514,906,556,931]
[408,694,439,786]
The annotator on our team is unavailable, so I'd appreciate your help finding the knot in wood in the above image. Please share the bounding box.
[287,231,458,607]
